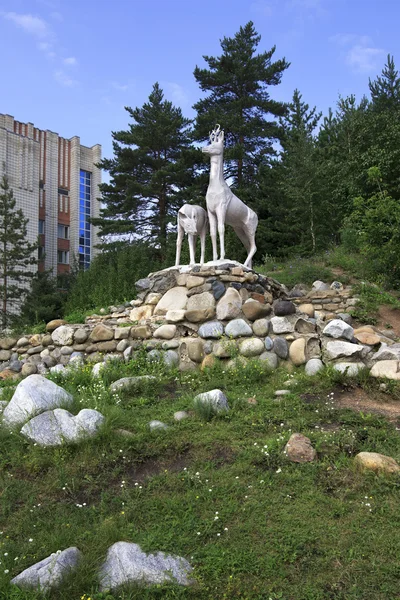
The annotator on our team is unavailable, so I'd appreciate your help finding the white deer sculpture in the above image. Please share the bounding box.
[175,204,208,266]
[202,124,258,268]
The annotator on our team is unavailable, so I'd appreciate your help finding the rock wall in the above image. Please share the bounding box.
[0,262,398,380]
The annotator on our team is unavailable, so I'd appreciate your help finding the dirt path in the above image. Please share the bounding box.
[336,386,400,423]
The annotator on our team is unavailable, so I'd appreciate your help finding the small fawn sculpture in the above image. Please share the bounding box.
[175,204,208,266]
[202,125,258,268]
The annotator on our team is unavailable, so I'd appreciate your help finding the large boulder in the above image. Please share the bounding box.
[11,547,82,591]
[354,452,400,474]
[370,360,400,380]
[198,321,224,339]
[20,409,104,446]
[216,288,242,320]
[323,319,354,341]
[225,319,252,338]
[239,338,264,357]
[2,375,73,428]
[242,299,271,321]
[193,389,229,412]
[51,326,74,346]
[284,433,316,463]
[109,375,157,394]
[99,542,193,591]
[154,287,188,316]
[325,341,364,361]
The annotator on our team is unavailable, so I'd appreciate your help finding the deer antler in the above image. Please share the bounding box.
[209,124,222,143]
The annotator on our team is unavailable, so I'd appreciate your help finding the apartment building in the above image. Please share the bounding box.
[0,114,102,275]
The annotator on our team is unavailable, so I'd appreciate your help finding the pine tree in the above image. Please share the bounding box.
[93,83,193,262]
[369,54,400,110]
[278,90,322,253]
[0,174,38,328]
[17,271,65,327]
[193,21,289,187]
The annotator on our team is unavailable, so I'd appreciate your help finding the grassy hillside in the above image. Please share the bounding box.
[1,356,400,599]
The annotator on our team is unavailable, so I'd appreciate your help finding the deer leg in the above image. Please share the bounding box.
[175,223,184,266]
[188,234,197,265]
[216,209,226,261]
[200,227,206,265]
[208,212,218,261]
[242,226,257,269]
[233,225,255,269]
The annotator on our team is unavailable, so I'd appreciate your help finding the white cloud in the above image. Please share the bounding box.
[164,82,189,107]
[111,82,129,91]
[63,56,77,66]
[330,33,385,73]
[346,45,385,73]
[3,12,50,38]
[54,69,77,87]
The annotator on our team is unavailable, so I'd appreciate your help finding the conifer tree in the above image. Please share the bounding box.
[93,83,193,262]
[0,174,38,328]
[193,21,289,187]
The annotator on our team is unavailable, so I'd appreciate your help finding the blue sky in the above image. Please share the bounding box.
[0,0,398,163]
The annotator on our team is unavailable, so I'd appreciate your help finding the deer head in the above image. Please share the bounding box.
[202,124,224,155]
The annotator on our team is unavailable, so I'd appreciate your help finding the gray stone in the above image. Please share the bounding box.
[123,346,133,362]
[187,291,215,313]
[259,351,278,369]
[149,420,169,431]
[264,337,273,351]
[0,337,17,350]
[216,288,242,320]
[153,325,177,340]
[273,338,289,360]
[211,280,226,300]
[92,362,105,378]
[162,340,180,350]
[274,389,291,396]
[330,281,343,291]
[323,319,354,341]
[305,358,324,376]
[312,280,329,291]
[154,287,188,315]
[147,349,162,362]
[17,337,29,347]
[270,317,294,334]
[370,360,400,380]
[60,346,73,355]
[333,362,365,376]
[0,349,11,361]
[20,408,104,446]
[36,363,48,375]
[242,299,271,321]
[225,319,252,338]
[274,300,296,316]
[194,389,229,412]
[165,310,186,323]
[89,324,114,343]
[371,343,400,362]
[74,329,89,344]
[239,338,264,357]
[21,363,38,377]
[213,340,237,358]
[114,328,130,340]
[10,547,82,591]
[1,374,73,428]
[42,356,56,368]
[51,326,75,346]
[116,339,130,352]
[252,318,270,336]
[9,360,22,373]
[109,376,157,394]
[0,400,8,413]
[174,411,189,421]
[198,321,224,339]
[163,350,179,368]
[337,313,353,325]
[99,541,193,591]
[69,352,84,366]
[50,364,66,374]
[325,341,363,361]
[295,318,316,334]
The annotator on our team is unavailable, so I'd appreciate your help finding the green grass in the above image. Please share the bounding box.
[348,282,400,325]
[257,254,346,288]
[1,357,400,599]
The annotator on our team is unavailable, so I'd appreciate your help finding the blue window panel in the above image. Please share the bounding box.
[85,248,90,255]
[79,245,84,253]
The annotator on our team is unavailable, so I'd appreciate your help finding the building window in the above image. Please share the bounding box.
[38,246,45,260]
[57,224,70,239]
[79,170,91,269]
[38,220,45,234]
[57,250,69,264]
